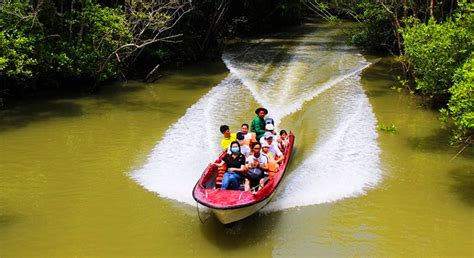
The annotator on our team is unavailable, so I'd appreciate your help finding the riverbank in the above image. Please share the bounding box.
[1,21,472,257]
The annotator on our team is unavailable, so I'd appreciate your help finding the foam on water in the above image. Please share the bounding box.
[130,26,382,210]
[131,75,250,205]
[264,76,381,211]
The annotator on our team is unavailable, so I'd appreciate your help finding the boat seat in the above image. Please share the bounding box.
[215,163,227,188]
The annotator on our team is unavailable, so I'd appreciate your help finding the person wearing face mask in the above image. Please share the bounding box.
[215,141,246,190]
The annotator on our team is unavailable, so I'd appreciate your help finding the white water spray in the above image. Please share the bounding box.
[131,26,382,210]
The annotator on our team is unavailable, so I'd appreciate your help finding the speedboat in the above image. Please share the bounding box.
[192,132,295,224]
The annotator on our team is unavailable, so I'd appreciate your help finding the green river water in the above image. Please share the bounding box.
[0,22,473,257]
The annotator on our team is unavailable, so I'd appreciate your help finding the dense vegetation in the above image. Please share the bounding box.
[311,0,472,144]
[1,0,472,143]
[0,0,302,95]
[400,2,473,144]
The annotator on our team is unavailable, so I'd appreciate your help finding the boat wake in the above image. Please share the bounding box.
[130,25,382,211]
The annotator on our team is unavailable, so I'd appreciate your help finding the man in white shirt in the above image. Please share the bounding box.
[245,142,268,192]
[262,132,284,164]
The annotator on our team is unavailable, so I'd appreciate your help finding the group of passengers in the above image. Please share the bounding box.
[215,107,290,193]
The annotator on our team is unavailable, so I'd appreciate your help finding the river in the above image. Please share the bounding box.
[0,22,472,257]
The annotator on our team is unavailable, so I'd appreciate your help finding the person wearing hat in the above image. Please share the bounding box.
[265,123,277,137]
[261,131,284,164]
[251,107,268,141]
[260,131,276,144]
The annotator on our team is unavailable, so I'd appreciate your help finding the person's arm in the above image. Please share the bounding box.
[240,156,247,173]
[214,160,225,166]
[275,154,284,164]
[228,164,246,171]
[274,148,284,163]
[259,156,269,171]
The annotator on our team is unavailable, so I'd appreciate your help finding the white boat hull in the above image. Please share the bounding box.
[211,193,275,224]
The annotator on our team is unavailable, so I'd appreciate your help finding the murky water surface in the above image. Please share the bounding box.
[1,22,472,257]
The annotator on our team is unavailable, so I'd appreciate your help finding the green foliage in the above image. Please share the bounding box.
[0,31,38,79]
[275,0,302,26]
[0,1,41,79]
[346,1,394,50]
[400,5,473,96]
[377,123,398,133]
[441,54,474,143]
[57,1,131,81]
[0,0,132,83]
[401,1,473,142]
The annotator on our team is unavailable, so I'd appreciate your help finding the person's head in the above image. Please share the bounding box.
[261,141,270,154]
[255,107,268,119]
[264,132,274,144]
[241,123,249,134]
[236,132,245,145]
[219,125,230,137]
[280,130,288,140]
[250,142,262,156]
[265,123,274,131]
[230,141,241,155]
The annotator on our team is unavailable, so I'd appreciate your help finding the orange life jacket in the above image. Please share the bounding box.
[242,132,257,147]
[265,152,278,179]
[250,132,257,143]
[215,163,227,188]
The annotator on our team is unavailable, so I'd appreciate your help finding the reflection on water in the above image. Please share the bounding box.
[0,22,472,257]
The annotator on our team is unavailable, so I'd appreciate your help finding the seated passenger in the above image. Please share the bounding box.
[265,123,277,138]
[251,107,268,141]
[214,141,246,190]
[220,125,236,150]
[265,117,275,126]
[262,132,284,164]
[277,130,289,152]
[236,132,251,157]
[240,123,256,146]
[260,131,276,145]
[245,142,268,193]
[261,141,278,179]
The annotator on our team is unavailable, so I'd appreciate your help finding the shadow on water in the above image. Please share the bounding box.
[199,208,282,250]
[405,128,454,153]
[0,100,83,132]
[449,166,474,207]
[364,89,390,98]
[0,209,22,230]
[0,83,155,132]
[362,65,396,83]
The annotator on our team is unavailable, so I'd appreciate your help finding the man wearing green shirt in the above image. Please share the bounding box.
[251,107,268,141]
